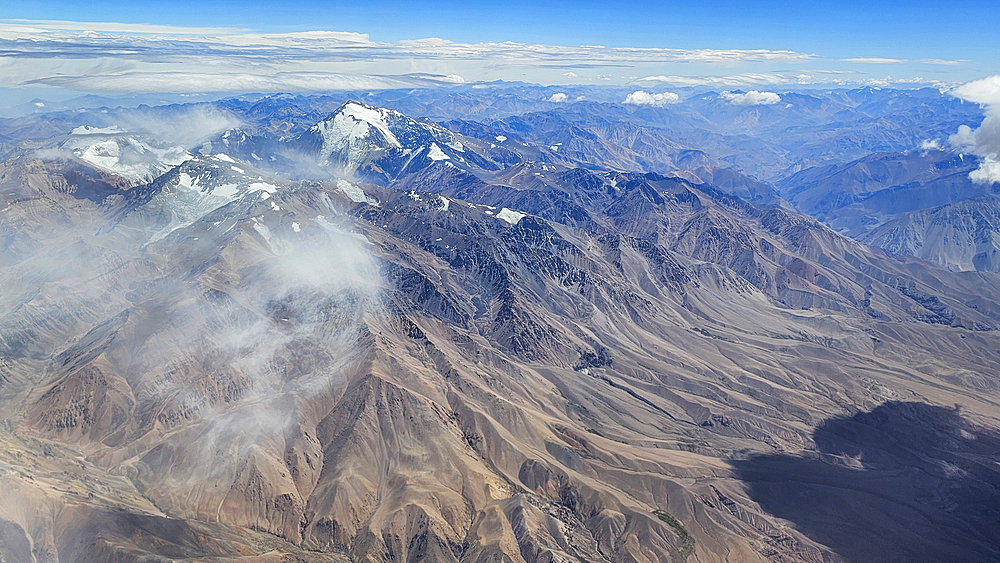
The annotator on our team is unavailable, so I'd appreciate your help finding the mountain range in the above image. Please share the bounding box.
[1,87,999,563]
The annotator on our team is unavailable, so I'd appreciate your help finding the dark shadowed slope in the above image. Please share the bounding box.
[733,401,1000,563]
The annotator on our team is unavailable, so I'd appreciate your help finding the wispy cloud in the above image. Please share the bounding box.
[24,72,462,93]
[0,19,249,35]
[636,73,798,87]
[0,19,982,98]
[0,21,813,66]
[839,57,905,64]
[0,19,815,94]
[922,58,964,66]
[635,72,947,89]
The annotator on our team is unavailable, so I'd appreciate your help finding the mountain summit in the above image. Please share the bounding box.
[301,101,471,183]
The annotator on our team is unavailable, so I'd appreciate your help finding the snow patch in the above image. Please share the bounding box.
[438,196,450,211]
[292,221,301,233]
[208,183,241,200]
[336,178,378,205]
[496,208,526,225]
[427,143,450,161]
[214,153,236,163]
[247,182,279,194]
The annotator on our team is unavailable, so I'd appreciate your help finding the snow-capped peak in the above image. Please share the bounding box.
[314,101,403,165]
[306,100,473,185]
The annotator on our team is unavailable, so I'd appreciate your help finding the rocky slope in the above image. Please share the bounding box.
[860,195,1000,272]
[777,149,993,235]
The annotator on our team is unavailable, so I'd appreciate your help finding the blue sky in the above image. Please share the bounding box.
[1,0,997,106]
[9,0,998,57]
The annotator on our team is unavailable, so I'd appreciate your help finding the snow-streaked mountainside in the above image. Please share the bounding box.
[116,154,283,243]
[2,87,1000,563]
[59,130,191,185]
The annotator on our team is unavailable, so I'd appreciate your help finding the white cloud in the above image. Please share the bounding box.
[721,90,781,106]
[951,75,1000,106]
[637,73,796,87]
[922,59,963,66]
[0,18,972,98]
[949,76,1000,184]
[548,92,568,102]
[950,124,976,149]
[25,72,455,93]
[840,57,905,64]
[0,19,815,94]
[623,90,680,107]
[0,18,247,35]
[920,139,943,150]
[970,157,1000,184]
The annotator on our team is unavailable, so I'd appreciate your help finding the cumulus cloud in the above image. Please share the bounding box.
[548,92,568,102]
[949,76,1000,184]
[951,76,1000,106]
[920,139,943,150]
[623,90,680,107]
[721,90,781,106]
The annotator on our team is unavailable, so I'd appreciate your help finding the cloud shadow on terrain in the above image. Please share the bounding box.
[732,401,1000,563]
